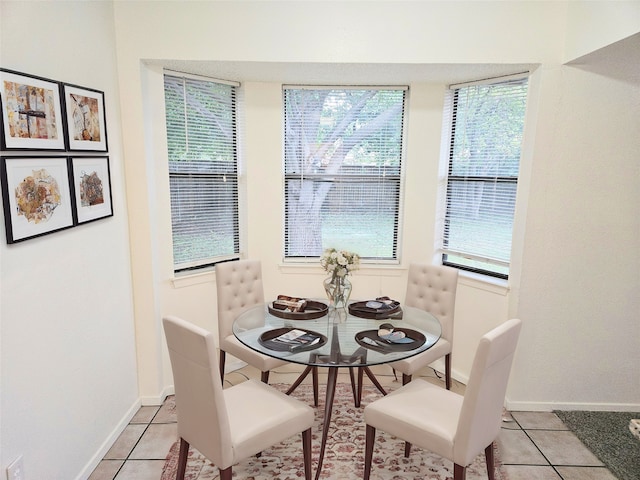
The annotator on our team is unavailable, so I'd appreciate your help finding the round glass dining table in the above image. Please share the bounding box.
[233,303,441,480]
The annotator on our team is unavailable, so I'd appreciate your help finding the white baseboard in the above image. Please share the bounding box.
[75,398,141,480]
[75,358,262,480]
[439,362,640,412]
[506,399,640,412]
[140,384,175,406]
[225,358,247,373]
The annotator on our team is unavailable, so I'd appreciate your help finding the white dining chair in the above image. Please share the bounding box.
[215,259,288,383]
[363,318,522,480]
[390,263,458,388]
[163,315,315,480]
[216,259,319,405]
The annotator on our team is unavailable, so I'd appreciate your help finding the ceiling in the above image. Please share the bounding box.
[567,33,640,85]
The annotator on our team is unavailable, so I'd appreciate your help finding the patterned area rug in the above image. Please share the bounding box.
[161,382,507,479]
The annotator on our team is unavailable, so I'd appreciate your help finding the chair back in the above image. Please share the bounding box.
[405,263,458,341]
[454,318,522,466]
[162,315,234,468]
[215,259,264,340]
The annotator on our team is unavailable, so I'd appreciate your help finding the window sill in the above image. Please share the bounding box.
[171,268,215,289]
[278,262,404,277]
[457,270,510,296]
[170,262,509,295]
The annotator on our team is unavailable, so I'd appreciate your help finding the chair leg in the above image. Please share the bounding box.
[485,443,495,480]
[176,437,189,480]
[219,466,232,480]
[302,428,313,480]
[402,373,411,385]
[219,350,226,384]
[404,441,411,457]
[454,463,466,480]
[445,353,452,390]
[261,370,270,383]
[364,424,376,480]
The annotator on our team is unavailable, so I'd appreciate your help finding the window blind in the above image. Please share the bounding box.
[441,77,528,278]
[283,87,407,260]
[164,73,240,271]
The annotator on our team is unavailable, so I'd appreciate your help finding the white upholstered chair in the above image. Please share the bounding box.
[363,318,522,480]
[390,263,458,388]
[215,259,288,383]
[163,315,315,480]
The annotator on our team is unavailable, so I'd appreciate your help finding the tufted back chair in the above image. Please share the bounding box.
[215,259,287,383]
[216,260,265,342]
[404,263,458,343]
[389,263,458,388]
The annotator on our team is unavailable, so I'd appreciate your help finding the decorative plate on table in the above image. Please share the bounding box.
[355,328,425,353]
[348,298,402,319]
[268,300,329,320]
[259,327,328,352]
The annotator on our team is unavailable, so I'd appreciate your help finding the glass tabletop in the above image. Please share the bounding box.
[232,303,442,368]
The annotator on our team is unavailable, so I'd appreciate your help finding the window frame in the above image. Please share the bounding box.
[440,74,529,280]
[282,85,408,263]
[163,71,241,273]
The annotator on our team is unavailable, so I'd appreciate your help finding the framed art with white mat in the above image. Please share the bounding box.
[0,69,66,151]
[63,83,107,152]
[70,156,112,224]
[1,156,74,243]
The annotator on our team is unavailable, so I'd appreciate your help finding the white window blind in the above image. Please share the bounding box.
[283,87,407,260]
[441,76,528,279]
[164,73,240,272]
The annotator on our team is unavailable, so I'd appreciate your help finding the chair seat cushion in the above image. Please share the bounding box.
[221,335,288,370]
[225,379,315,462]
[389,338,451,376]
[364,378,462,459]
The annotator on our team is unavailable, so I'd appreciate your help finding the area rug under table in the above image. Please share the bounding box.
[161,382,507,479]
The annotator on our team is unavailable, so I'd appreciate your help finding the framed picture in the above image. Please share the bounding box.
[0,69,66,150]
[0,156,74,243]
[63,83,108,152]
[70,156,113,224]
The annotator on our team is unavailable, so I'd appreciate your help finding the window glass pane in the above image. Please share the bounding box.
[164,74,239,271]
[284,88,406,260]
[442,78,528,278]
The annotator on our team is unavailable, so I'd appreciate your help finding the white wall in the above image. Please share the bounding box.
[111,0,639,412]
[1,1,639,478]
[509,64,640,410]
[107,2,638,408]
[0,2,139,479]
[564,1,640,61]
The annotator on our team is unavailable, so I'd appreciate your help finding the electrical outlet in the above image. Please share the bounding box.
[6,456,23,480]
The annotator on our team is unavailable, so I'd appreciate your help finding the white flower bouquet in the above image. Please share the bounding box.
[320,248,360,278]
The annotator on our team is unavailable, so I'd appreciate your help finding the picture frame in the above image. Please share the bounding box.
[1,156,74,243]
[70,156,113,224]
[0,69,66,151]
[63,83,108,152]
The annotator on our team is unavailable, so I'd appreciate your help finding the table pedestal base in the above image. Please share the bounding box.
[287,361,387,480]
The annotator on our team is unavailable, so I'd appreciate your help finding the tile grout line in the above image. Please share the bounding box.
[111,405,163,480]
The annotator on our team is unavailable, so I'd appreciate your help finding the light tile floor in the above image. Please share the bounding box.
[88,364,618,480]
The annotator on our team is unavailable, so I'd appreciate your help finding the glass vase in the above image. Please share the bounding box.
[323,274,352,310]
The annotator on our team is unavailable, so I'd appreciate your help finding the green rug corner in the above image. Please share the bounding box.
[555,410,640,480]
